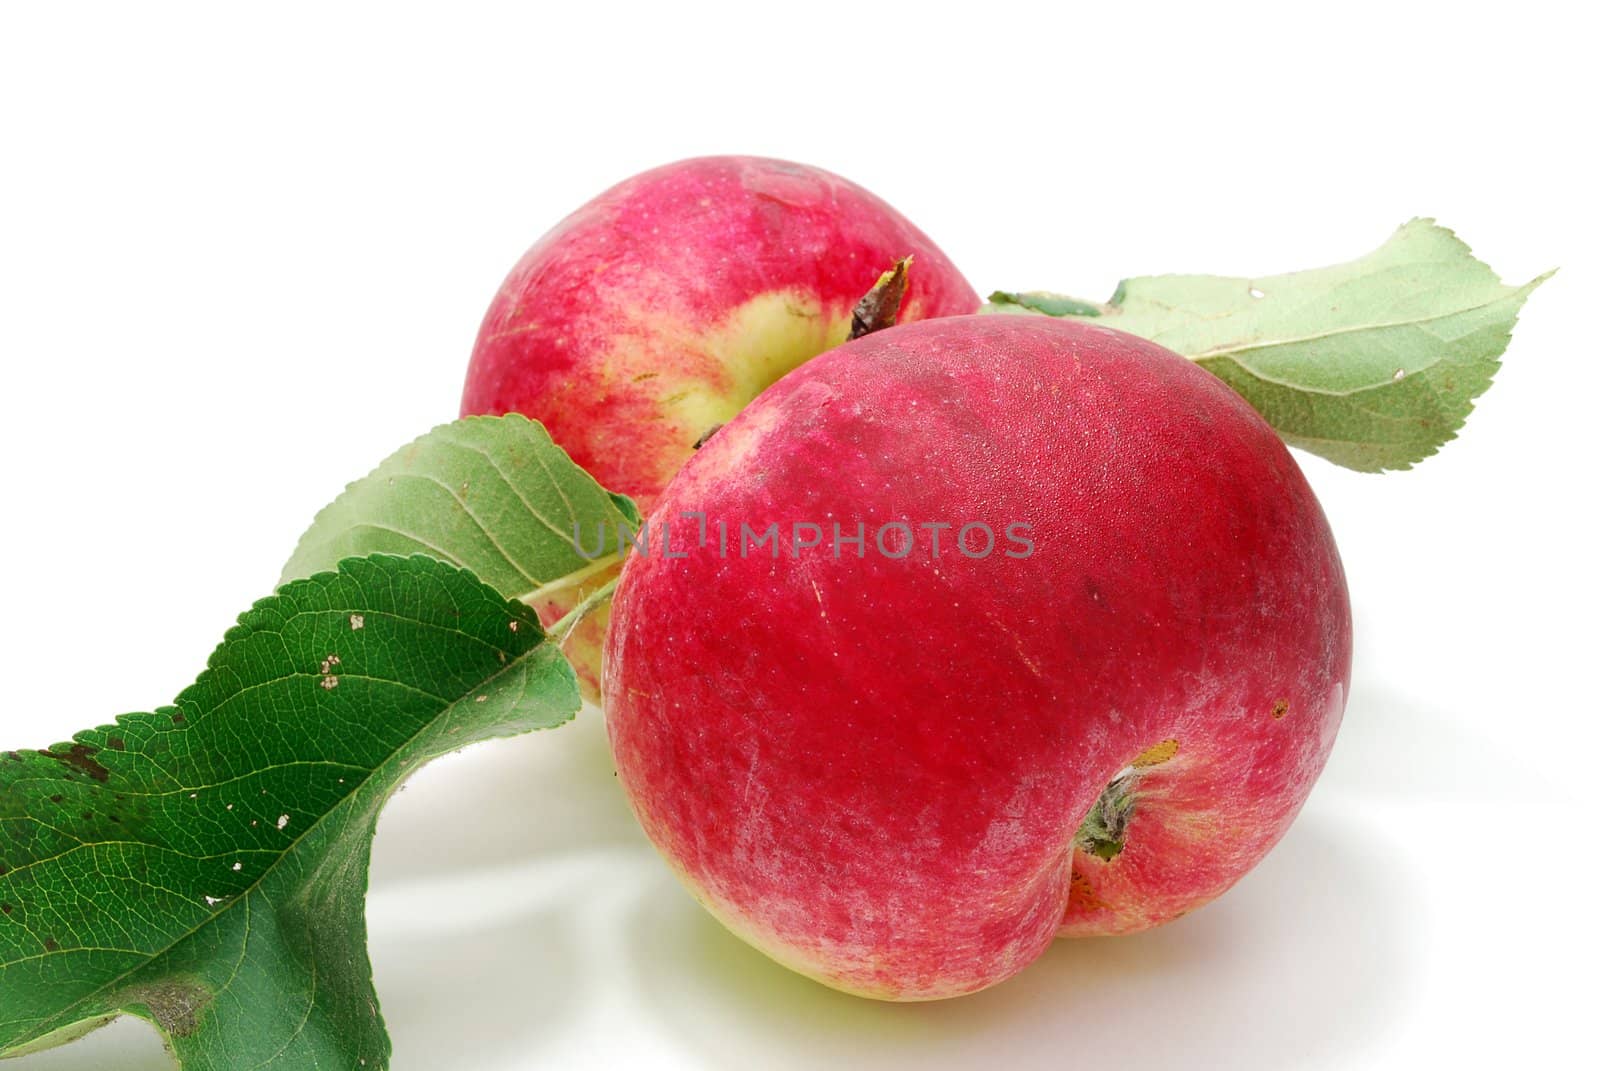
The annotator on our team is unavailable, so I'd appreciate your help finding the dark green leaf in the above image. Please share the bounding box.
[0,554,579,1068]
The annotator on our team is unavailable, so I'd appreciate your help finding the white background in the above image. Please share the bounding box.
[2,3,1594,1068]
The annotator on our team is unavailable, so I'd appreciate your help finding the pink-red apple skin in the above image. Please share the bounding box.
[461,154,981,514]
[461,156,978,698]
[603,315,1352,1000]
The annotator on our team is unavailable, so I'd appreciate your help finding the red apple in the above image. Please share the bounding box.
[461,155,978,697]
[603,314,1352,999]
[461,154,980,513]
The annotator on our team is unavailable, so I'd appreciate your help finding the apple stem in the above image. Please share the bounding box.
[551,577,619,646]
[848,257,913,340]
[520,553,623,605]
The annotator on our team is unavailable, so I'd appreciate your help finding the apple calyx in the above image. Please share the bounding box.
[1076,771,1138,861]
[1074,737,1181,862]
[848,256,913,340]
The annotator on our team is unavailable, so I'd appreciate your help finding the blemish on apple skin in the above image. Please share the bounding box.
[1131,738,1180,768]
[1067,869,1110,914]
[1271,699,1290,719]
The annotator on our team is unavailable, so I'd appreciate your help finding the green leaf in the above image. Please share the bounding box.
[281,414,641,600]
[987,290,1104,318]
[0,554,580,1068]
[986,220,1551,471]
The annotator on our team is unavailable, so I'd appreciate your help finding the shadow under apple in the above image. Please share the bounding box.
[621,810,1409,1071]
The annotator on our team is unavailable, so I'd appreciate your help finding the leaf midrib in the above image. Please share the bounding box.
[1166,286,1522,383]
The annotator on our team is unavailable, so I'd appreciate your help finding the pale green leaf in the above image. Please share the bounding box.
[281,414,641,600]
[986,220,1550,471]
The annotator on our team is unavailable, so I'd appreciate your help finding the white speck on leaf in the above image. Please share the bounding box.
[508,620,520,633]
[277,814,290,830]
[1249,287,1266,299]
[321,676,340,690]
[350,614,365,630]
[204,896,222,906]
[1393,368,1406,380]
[476,695,488,703]
[232,862,242,872]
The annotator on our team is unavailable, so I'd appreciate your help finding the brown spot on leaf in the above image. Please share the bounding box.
[43,937,59,952]
[1271,699,1290,719]
[1,904,11,915]
[127,979,212,1039]
[1132,738,1180,768]
[49,794,63,804]
[107,738,126,751]
[40,744,110,783]
[171,713,186,725]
